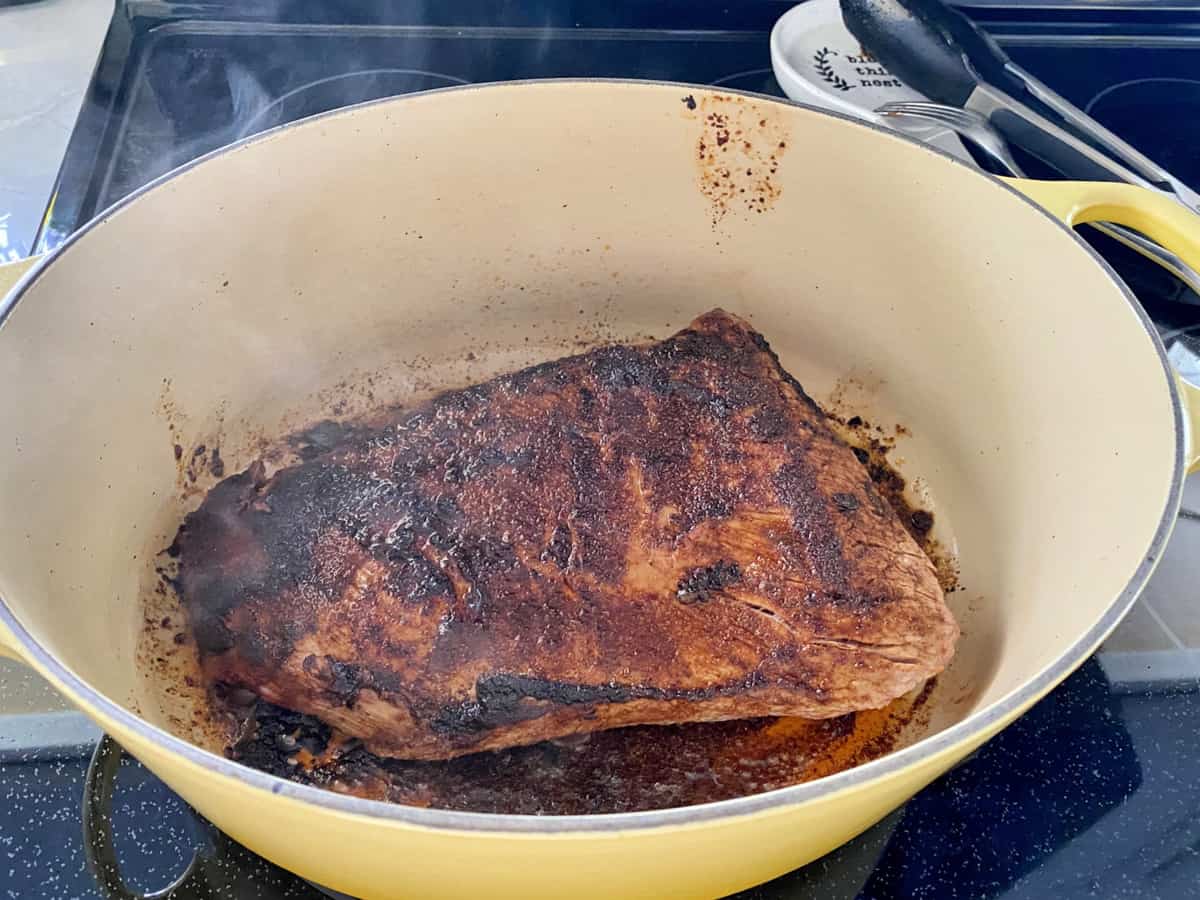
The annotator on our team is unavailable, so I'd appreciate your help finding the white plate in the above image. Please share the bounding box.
[770,0,971,161]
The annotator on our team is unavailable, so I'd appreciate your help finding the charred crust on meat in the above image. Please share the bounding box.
[863,478,889,516]
[833,493,859,513]
[748,406,789,439]
[542,522,573,570]
[453,536,520,615]
[588,344,671,392]
[909,509,934,537]
[327,658,365,706]
[773,460,849,591]
[868,462,904,493]
[676,560,742,604]
[302,654,409,708]
[809,589,889,609]
[743,329,823,415]
[190,609,235,653]
[382,550,454,600]
[431,671,773,736]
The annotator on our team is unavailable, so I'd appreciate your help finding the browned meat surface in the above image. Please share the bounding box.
[176,310,957,761]
[230,686,934,814]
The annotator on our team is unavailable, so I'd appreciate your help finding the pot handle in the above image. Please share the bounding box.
[1183,379,1200,476]
[1002,179,1200,475]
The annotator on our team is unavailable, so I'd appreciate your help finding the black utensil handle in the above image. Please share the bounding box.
[838,0,1014,106]
[82,735,219,900]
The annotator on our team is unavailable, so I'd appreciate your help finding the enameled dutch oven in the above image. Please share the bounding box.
[0,82,1197,899]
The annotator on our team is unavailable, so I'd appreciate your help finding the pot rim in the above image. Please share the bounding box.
[0,79,1185,835]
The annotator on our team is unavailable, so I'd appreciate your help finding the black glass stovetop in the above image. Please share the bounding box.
[7,2,1200,898]
[32,1,1200,327]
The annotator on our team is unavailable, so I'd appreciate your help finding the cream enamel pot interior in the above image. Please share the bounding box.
[1,82,1199,900]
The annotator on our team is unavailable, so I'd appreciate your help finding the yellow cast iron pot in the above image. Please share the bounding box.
[0,82,1199,899]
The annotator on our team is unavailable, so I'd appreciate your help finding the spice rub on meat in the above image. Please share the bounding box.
[175,310,958,761]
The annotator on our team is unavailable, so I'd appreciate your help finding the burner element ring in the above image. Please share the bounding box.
[237,69,471,139]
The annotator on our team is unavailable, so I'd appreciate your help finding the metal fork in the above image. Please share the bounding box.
[876,100,1200,301]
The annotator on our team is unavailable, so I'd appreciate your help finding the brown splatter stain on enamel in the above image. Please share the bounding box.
[684,93,790,224]
[158,379,232,502]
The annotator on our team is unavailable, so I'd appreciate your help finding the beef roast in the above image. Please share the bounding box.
[176,310,957,760]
